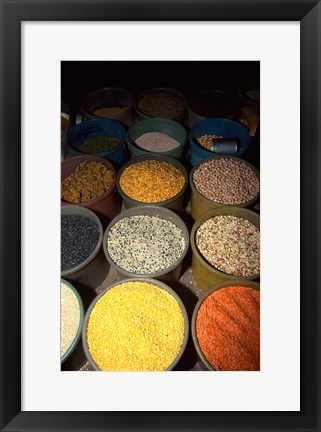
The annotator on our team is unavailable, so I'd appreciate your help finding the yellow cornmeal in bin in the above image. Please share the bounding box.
[119,160,185,203]
[86,281,185,371]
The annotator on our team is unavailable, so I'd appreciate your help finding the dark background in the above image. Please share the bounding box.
[61,61,260,168]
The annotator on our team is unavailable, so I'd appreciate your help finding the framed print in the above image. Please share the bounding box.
[0,0,320,431]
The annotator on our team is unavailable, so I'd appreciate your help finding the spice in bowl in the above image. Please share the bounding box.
[77,136,121,154]
[193,158,259,205]
[119,160,185,203]
[195,215,260,277]
[135,132,180,153]
[196,285,260,370]
[86,281,185,370]
[61,161,114,203]
[61,215,100,272]
[137,92,184,118]
[107,215,186,274]
[61,282,81,359]
[197,134,223,150]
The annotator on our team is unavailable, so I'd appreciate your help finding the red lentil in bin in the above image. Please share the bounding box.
[196,285,260,371]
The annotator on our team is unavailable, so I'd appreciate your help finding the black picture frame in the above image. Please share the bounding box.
[0,1,320,431]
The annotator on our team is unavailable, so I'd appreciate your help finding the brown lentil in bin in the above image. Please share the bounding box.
[195,215,260,277]
[119,160,185,203]
[137,92,184,118]
[196,285,260,371]
[193,158,259,205]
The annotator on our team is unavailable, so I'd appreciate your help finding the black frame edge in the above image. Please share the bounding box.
[0,1,320,431]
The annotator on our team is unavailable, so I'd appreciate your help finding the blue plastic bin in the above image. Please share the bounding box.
[189,118,251,167]
[66,118,127,168]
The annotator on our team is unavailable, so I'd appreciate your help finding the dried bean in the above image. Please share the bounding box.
[193,158,259,205]
[61,161,114,203]
[86,281,185,370]
[107,215,185,274]
[119,160,185,203]
[61,215,100,272]
[196,215,260,277]
[77,136,121,154]
[196,285,260,371]
[135,132,180,152]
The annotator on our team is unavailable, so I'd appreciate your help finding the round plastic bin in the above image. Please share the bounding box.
[189,118,251,166]
[65,118,127,168]
[61,206,110,289]
[189,155,260,221]
[116,154,188,212]
[103,206,189,283]
[187,89,240,128]
[126,117,187,160]
[190,206,260,292]
[191,280,260,370]
[82,277,189,371]
[81,87,134,127]
[60,278,85,363]
[61,154,121,227]
[135,87,186,124]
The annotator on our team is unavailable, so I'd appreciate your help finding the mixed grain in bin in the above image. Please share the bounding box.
[60,79,260,371]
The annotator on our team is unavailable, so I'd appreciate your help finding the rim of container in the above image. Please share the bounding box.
[81,87,134,111]
[189,154,260,208]
[102,205,190,279]
[135,87,187,119]
[82,277,189,371]
[68,118,126,156]
[126,117,187,155]
[191,280,260,371]
[186,89,240,117]
[61,205,104,276]
[116,154,189,206]
[61,154,118,207]
[60,278,85,364]
[190,206,260,280]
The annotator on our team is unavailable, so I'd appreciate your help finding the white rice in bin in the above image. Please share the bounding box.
[61,282,80,358]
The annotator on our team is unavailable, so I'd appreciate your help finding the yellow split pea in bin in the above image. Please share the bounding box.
[82,279,189,371]
[116,155,188,212]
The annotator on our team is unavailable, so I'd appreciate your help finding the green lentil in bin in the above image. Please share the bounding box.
[103,206,190,283]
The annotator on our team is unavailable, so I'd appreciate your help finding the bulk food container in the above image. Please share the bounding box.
[135,88,186,124]
[61,154,121,226]
[65,118,127,168]
[82,278,189,371]
[126,117,187,160]
[80,87,134,127]
[116,154,188,212]
[186,89,240,128]
[190,207,260,292]
[189,155,260,221]
[103,206,189,283]
[191,280,260,371]
[61,206,110,289]
[188,118,251,166]
[61,278,84,363]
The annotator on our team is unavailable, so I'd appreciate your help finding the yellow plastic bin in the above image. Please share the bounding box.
[190,206,260,292]
[189,155,260,221]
